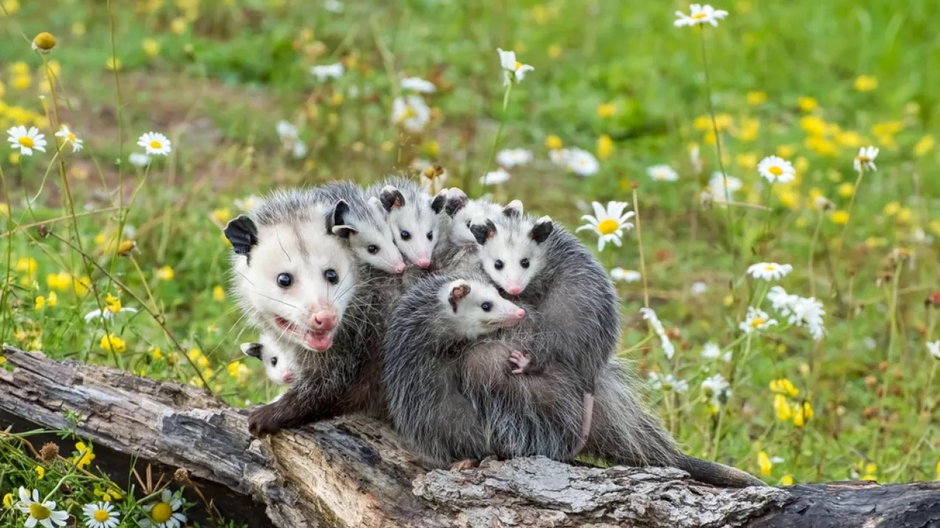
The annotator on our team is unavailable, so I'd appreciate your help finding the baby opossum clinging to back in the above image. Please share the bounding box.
[241,333,297,385]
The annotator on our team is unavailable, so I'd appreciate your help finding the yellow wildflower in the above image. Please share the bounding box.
[871,121,902,137]
[0,355,6,365]
[2,492,13,509]
[142,38,160,58]
[883,201,900,216]
[31,32,56,52]
[34,465,45,479]
[15,257,38,276]
[105,57,122,71]
[545,134,563,150]
[830,211,849,225]
[73,275,91,296]
[799,115,826,136]
[547,44,562,59]
[837,183,856,197]
[835,131,863,148]
[47,272,71,291]
[100,334,126,354]
[896,207,912,224]
[769,378,800,397]
[792,400,814,427]
[596,103,616,118]
[757,451,772,476]
[775,145,796,159]
[171,17,188,34]
[47,291,58,307]
[914,135,934,157]
[797,96,818,113]
[187,348,203,363]
[861,462,877,481]
[197,355,210,368]
[156,265,175,281]
[104,293,122,313]
[935,459,939,480]
[117,240,136,255]
[773,394,792,421]
[34,296,46,310]
[74,442,95,469]
[854,75,878,92]
[211,208,232,225]
[596,134,613,160]
[746,91,766,106]
[779,474,794,486]
[212,286,226,301]
[805,136,837,157]
[736,118,760,142]
[151,347,163,361]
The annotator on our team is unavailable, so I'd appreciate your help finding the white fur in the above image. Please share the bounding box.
[340,197,406,274]
[476,216,549,295]
[439,278,527,339]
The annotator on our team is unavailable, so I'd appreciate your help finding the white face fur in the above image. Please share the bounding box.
[337,198,406,274]
[381,186,441,269]
[472,213,553,296]
[449,199,502,247]
[241,334,297,385]
[233,209,358,352]
[440,278,528,339]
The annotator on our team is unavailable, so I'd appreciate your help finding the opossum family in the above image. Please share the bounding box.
[224,178,764,487]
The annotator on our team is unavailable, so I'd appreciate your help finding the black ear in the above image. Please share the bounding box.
[448,280,471,313]
[224,215,258,256]
[430,192,446,214]
[240,342,263,360]
[379,186,405,212]
[502,200,523,218]
[530,216,553,244]
[470,219,497,245]
[444,188,469,217]
[328,200,358,238]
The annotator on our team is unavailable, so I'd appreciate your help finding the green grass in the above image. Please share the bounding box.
[1,1,939,519]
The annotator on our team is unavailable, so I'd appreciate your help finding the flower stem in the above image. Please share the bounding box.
[480,81,513,196]
[807,210,824,298]
[632,188,650,309]
[838,169,865,246]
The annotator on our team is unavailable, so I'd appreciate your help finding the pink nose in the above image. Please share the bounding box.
[310,310,337,331]
[393,262,406,274]
[506,286,523,295]
[283,372,294,384]
[416,258,431,269]
[514,308,527,320]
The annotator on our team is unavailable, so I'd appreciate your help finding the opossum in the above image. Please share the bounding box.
[224,190,379,435]
[383,273,533,465]
[367,177,448,269]
[311,182,407,274]
[241,333,297,385]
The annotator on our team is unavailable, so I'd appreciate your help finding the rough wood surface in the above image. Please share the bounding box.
[2,346,939,528]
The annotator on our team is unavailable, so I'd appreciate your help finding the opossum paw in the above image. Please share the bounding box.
[248,405,284,437]
[449,459,478,471]
[508,349,531,374]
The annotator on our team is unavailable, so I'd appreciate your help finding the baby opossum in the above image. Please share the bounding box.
[241,333,297,385]
[224,190,379,435]
[311,182,407,275]
[367,177,448,269]
[383,273,532,465]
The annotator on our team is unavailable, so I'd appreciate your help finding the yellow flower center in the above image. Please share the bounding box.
[149,140,163,150]
[856,155,870,163]
[597,219,620,235]
[769,165,783,176]
[514,60,522,71]
[94,509,111,522]
[692,12,708,19]
[67,133,76,142]
[18,136,34,148]
[29,503,51,520]
[763,265,777,272]
[151,502,172,523]
[750,318,765,328]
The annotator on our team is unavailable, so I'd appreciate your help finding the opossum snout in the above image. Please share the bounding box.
[512,308,527,320]
[506,285,523,295]
[416,257,431,269]
[309,310,338,331]
[393,261,406,274]
[282,371,294,384]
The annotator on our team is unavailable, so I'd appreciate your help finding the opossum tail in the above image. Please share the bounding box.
[676,455,766,488]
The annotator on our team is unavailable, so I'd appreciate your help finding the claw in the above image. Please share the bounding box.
[508,349,531,375]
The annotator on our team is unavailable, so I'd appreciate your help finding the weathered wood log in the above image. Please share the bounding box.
[2,346,939,527]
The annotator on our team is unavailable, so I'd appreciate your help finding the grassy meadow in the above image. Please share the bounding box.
[1,0,939,525]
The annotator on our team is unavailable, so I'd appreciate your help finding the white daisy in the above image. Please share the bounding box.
[690,281,708,295]
[497,48,534,85]
[853,145,879,173]
[139,489,186,528]
[234,194,262,211]
[82,501,120,528]
[496,148,534,168]
[767,286,826,341]
[649,372,689,393]
[391,95,431,133]
[275,120,298,142]
[647,164,679,182]
[757,155,795,184]
[701,373,731,407]
[7,126,47,156]
[689,144,703,174]
[708,171,742,200]
[610,267,641,283]
[552,147,599,176]
[128,152,151,167]
[747,262,793,281]
[310,62,344,81]
[137,132,172,156]
[739,306,778,334]
[54,125,84,153]
[577,201,635,252]
[324,0,343,13]
[479,167,511,186]
[928,341,940,360]
[640,307,675,360]
[674,4,729,27]
[400,77,436,93]
[701,342,721,360]
[83,306,138,322]
[15,487,69,528]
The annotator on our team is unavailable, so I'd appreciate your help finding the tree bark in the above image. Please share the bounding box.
[1,347,938,528]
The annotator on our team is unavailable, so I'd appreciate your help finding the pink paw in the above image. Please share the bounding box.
[508,349,531,374]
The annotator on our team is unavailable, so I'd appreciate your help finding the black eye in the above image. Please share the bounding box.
[400,230,411,240]
[277,273,293,288]
[324,269,339,284]
[494,260,504,270]
[367,244,379,254]
[426,232,433,241]
[481,302,492,312]
[270,356,278,367]
[520,258,530,269]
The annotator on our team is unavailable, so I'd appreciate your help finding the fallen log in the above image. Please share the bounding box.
[1,346,938,527]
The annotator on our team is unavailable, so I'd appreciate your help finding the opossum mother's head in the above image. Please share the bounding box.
[470,203,553,296]
[225,199,357,352]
